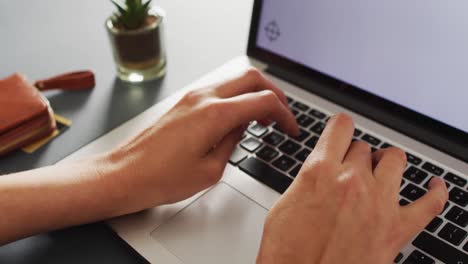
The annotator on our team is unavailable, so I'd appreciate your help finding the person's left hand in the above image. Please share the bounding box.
[106,69,299,214]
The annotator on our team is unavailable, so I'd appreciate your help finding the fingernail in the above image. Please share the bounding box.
[428,177,443,189]
[429,178,448,200]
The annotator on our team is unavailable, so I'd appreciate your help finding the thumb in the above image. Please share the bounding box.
[399,177,448,243]
[208,125,246,166]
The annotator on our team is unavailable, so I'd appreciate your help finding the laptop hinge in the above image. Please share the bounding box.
[248,57,268,72]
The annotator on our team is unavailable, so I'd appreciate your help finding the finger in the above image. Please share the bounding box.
[213,69,289,107]
[310,113,354,163]
[372,147,407,195]
[214,90,299,138]
[343,141,372,173]
[258,118,274,127]
[208,126,246,167]
[400,177,448,241]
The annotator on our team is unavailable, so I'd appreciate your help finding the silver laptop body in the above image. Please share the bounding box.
[63,1,468,263]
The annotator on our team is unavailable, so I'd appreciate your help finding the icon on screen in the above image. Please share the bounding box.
[265,20,281,42]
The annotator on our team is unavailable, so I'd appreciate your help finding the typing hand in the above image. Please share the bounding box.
[256,114,448,264]
[108,69,299,212]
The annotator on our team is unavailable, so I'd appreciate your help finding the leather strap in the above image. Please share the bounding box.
[34,71,95,91]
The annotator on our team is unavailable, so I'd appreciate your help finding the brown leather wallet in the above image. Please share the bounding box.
[0,71,95,156]
[0,73,56,155]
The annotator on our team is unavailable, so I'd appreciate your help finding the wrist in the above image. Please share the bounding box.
[99,146,167,217]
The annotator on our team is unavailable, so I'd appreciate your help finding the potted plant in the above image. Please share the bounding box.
[106,0,166,83]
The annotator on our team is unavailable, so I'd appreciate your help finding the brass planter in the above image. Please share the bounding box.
[106,7,166,83]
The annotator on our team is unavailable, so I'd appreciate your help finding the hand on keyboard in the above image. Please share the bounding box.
[107,68,299,210]
[257,113,449,264]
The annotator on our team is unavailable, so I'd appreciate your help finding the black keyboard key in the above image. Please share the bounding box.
[381,142,392,149]
[229,147,248,165]
[309,109,326,119]
[248,123,268,137]
[305,135,319,149]
[406,153,422,165]
[353,128,362,137]
[263,132,285,146]
[413,231,468,264]
[291,109,299,116]
[443,202,450,214]
[425,217,443,233]
[404,166,429,184]
[270,124,280,132]
[464,241,468,253]
[273,156,296,172]
[422,162,444,176]
[401,184,426,201]
[292,129,310,142]
[438,222,467,246]
[394,253,404,263]
[256,146,279,162]
[402,250,434,264]
[445,172,467,187]
[310,122,326,135]
[296,114,315,128]
[401,179,406,187]
[292,101,309,111]
[361,134,382,146]
[239,157,292,194]
[289,164,301,178]
[240,137,262,152]
[286,96,294,104]
[399,199,410,206]
[446,206,468,227]
[423,176,450,189]
[450,187,468,207]
[295,148,311,162]
[279,140,301,155]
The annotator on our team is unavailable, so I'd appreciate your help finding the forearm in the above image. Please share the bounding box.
[0,153,132,245]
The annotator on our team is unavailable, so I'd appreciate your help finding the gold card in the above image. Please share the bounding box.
[22,114,72,154]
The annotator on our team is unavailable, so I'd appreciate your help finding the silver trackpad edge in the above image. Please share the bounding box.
[150,182,267,264]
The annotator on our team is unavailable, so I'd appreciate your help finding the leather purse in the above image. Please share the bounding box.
[0,71,94,156]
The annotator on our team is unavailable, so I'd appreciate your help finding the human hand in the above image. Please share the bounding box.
[256,114,448,264]
[107,69,299,213]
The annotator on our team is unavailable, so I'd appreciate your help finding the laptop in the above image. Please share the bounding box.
[64,1,468,263]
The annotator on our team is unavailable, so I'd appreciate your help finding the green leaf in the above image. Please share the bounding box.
[110,0,153,29]
[111,0,127,16]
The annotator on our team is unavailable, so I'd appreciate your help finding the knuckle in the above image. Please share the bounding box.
[244,68,263,81]
[352,140,371,153]
[339,176,364,205]
[181,90,203,106]
[385,147,407,163]
[260,90,279,103]
[338,168,369,200]
[306,158,336,177]
[342,169,364,189]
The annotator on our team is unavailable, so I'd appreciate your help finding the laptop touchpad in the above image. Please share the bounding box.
[150,182,268,264]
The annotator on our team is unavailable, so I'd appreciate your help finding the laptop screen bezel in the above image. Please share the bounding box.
[247,0,468,162]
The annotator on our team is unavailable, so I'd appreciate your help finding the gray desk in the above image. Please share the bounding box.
[0,0,252,263]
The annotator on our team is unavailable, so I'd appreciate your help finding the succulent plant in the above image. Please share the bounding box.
[111,0,153,30]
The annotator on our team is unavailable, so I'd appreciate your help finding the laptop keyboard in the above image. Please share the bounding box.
[228,95,468,264]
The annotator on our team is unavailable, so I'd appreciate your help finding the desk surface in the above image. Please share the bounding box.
[0,0,252,262]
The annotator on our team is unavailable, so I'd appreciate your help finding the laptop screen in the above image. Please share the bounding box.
[255,1,468,134]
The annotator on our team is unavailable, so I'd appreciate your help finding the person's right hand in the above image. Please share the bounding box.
[257,113,449,264]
